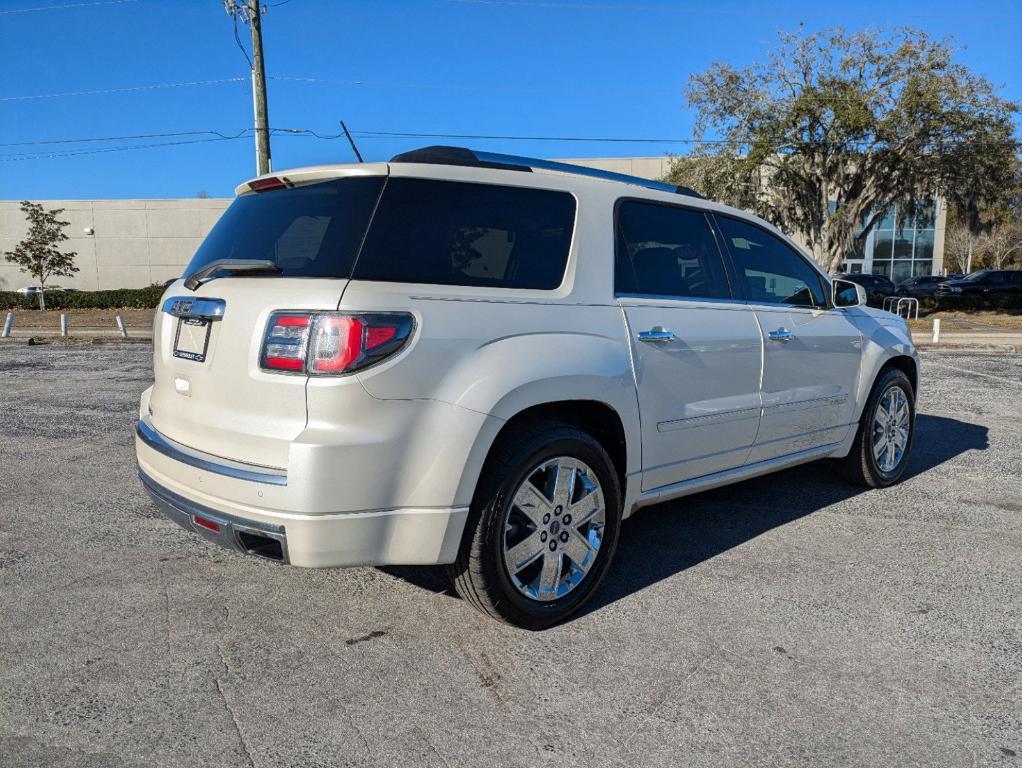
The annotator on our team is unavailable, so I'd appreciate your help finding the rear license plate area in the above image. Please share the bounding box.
[173,318,212,362]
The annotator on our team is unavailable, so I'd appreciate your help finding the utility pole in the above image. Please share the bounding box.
[225,1,271,175]
[248,1,271,175]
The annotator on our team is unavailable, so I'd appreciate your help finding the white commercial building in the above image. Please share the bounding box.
[0,198,229,292]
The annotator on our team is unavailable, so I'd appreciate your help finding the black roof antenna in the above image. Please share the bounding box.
[340,120,363,163]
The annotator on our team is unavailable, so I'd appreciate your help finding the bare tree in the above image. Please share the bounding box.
[976,221,1022,270]
[943,226,974,275]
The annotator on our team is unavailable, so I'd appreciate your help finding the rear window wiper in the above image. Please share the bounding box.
[184,259,282,291]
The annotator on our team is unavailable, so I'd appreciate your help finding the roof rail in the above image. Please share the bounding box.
[388,145,704,199]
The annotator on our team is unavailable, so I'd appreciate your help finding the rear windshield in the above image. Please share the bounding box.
[185,177,385,279]
[353,178,576,290]
[185,176,576,290]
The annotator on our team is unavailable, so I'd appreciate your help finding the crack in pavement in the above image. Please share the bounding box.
[215,604,257,768]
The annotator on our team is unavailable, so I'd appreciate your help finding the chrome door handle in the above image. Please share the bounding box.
[638,327,675,344]
[768,327,795,342]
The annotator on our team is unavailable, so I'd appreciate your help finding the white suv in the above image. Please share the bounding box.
[136,147,919,628]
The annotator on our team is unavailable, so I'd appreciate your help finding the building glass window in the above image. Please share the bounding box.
[866,201,936,280]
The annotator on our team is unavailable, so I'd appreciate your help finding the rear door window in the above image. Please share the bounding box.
[353,179,576,289]
[614,201,731,300]
[184,177,385,278]
[716,216,827,308]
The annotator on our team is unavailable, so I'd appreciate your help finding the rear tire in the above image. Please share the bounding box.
[448,421,622,629]
[838,368,915,488]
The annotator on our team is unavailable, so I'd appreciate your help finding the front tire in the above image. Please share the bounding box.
[448,421,622,629]
[838,368,915,488]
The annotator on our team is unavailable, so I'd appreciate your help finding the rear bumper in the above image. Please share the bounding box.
[136,421,470,568]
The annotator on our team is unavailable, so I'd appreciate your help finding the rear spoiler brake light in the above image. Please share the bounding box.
[248,177,292,193]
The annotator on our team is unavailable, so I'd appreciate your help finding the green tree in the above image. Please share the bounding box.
[3,201,79,309]
[666,27,1020,273]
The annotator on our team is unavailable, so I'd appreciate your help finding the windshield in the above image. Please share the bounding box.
[184,177,385,279]
[960,270,990,283]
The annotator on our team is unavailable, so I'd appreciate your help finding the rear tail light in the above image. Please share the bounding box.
[260,311,414,375]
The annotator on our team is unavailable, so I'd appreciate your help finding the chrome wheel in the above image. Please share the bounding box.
[502,456,606,602]
[872,385,911,473]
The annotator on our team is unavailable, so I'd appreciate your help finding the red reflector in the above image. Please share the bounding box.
[193,515,221,533]
[248,177,288,192]
[273,315,310,328]
[365,325,398,349]
[264,356,305,370]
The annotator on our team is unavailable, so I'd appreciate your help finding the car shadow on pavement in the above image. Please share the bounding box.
[380,414,989,618]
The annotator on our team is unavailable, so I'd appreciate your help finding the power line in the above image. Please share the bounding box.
[0,0,139,15]
[0,129,251,147]
[0,127,342,160]
[0,133,248,162]
[231,12,253,70]
[0,77,247,102]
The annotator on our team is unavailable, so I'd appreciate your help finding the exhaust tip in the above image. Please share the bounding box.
[236,530,284,561]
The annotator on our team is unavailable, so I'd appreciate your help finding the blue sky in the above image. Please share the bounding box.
[2,0,1020,199]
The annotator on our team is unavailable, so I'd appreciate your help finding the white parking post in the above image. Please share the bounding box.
[2,312,12,338]
[60,313,68,337]
[115,314,128,338]
[932,318,941,345]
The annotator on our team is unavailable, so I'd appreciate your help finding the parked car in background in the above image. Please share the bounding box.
[936,270,1022,299]
[838,273,897,303]
[15,285,74,294]
[895,275,944,297]
[136,147,920,628]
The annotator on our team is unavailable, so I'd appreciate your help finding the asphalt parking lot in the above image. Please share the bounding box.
[1,345,1019,768]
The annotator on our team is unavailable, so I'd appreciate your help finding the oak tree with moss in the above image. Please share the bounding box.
[4,201,79,309]
[666,27,1020,273]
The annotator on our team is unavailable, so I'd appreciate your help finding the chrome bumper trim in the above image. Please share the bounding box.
[136,419,287,486]
[138,469,290,563]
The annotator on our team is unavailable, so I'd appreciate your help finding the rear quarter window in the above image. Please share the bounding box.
[352,178,576,290]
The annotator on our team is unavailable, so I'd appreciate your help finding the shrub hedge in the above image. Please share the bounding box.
[0,284,166,310]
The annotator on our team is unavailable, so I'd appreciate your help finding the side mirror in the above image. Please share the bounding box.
[833,278,866,308]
